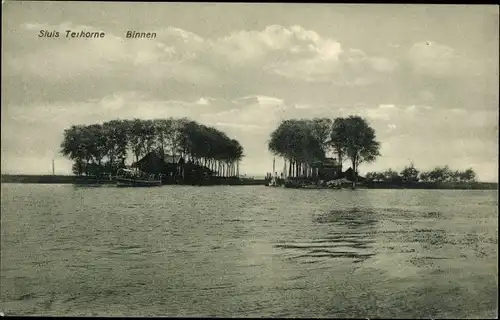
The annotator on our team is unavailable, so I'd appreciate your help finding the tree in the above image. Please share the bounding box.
[311,118,332,155]
[268,120,295,175]
[61,124,107,177]
[126,119,144,164]
[419,166,477,184]
[365,172,375,182]
[103,120,129,174]
[269,119,326,178]
[419,171,431,182]
[381,169,401,183]
[91,124,107,164]
[329,117,348,171]
[141,120,157,155]
[461,168,477,182]
[153,118,174,159]
[450,168,477,183]
[61,117,245,181]
[71,160,86,176]
[229,139,244,177]
[428,166,452,183]
[365,172,381,182]
[61,125,87,175]
[330,116,381,189]
[400,163,420,183]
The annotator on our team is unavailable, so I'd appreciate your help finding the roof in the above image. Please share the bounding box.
[323,158,340,166]
[163,154,183,164]
[131,151,183,167]
[131,151,214,174]
[311,158,341,168]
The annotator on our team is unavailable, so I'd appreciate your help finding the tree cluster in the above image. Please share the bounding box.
[365,164,477,184]
[268,119,327,177]
[268,115,381,186]
[60,118,244,177]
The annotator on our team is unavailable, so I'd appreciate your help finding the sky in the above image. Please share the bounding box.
[1,2,498,181]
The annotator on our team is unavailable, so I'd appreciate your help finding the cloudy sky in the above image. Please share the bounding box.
[2,3,498,181]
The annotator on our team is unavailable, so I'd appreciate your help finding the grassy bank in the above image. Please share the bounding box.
[1,175,496,189]
[0,175,115,184]
[0,174,266,186]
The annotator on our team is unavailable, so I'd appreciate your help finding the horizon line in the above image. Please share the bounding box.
[0,172,498,184]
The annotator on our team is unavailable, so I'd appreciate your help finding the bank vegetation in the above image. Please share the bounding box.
[60,118,244,177]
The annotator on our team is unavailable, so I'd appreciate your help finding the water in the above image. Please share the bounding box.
[1,184,498,317]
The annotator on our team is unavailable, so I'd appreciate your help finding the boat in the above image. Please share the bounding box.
[282,177,353,189]
[115,168,162,187]
[269,176,280,187]
[325,178,352,189]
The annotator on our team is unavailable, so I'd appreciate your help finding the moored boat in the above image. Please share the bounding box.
[115,168,162,187]
[325,178,352,189]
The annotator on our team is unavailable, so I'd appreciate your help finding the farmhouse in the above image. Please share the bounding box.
[311,157,343,180]
[131,151,215,183]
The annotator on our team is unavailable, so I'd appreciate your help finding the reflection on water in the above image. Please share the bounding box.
[276,207,377,263]
[313,207,378,225]
[0,185,498,317]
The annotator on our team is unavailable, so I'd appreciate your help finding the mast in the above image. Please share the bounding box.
[52,159,55,175]
[272,157,275,175]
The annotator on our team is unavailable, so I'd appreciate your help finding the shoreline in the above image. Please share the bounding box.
[1,175,497,190]
[0,174,266,186]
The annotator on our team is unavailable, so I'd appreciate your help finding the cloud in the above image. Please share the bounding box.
[379,104,396,109]
[408,41,485,78]
[268,42,397,83]
[203,95,288,130]
[369,57,399,73]
[209,24,351,83]
[99,91,146,111]
[6,23,398,92]
[418,90,435,103]
[211,25,339,65]
[214,122,264,130]
[408,41,456,77]
[7,22,215,85]
[195,97,212,105]
[232,95,285,106]
[294,104,311,110]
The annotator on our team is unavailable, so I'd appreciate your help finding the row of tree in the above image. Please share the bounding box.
[60,118,244,177]
[268,116,381,187]
[365,163,477,184]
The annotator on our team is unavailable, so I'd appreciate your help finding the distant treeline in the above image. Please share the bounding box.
[363,180,497,190]
[60,118,244,177]
[364,164,478,184]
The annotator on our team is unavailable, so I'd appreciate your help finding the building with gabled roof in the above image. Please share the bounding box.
[131,151,181,174]
[311,157,342,180]
[131,151,215,180]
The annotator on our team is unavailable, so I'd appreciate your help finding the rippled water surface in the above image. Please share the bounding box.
[1,184,498,317]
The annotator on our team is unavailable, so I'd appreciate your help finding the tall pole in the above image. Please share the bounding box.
[272,157,275,176]
[52,159,55,176]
